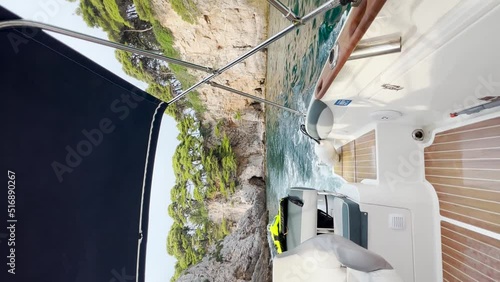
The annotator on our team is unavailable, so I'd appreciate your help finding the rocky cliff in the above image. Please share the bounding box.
[175,183,271,282]
[151,0,271,281]
[152,0,268,123]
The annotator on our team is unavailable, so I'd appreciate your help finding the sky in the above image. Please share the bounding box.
[1,0,178,280]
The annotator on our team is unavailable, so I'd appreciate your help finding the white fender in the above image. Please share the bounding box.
[314,140,340,166]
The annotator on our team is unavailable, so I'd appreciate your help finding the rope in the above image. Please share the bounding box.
[300,124,321,145]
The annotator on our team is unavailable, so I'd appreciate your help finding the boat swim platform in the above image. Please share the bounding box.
[424,116,500,282]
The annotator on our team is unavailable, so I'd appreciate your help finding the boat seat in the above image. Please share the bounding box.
[286,188,318,250]
[305,99,333,139]
[273,234,402,282]
[333,197,367,248]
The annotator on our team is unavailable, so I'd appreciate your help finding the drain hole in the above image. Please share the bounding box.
[412,129,424,141]
[329,48,336,65]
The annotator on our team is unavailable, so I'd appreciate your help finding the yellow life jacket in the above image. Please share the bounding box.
[269,215,283,253]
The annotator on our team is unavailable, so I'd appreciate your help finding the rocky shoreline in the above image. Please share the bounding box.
[174,104,271,282]
[176,182,271,282]
[152,0,272,281]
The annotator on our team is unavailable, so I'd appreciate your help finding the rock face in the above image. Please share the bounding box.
[151,0,271,281]
[175,185,271,282]
[174,121,271,281]
[152,0,268,124]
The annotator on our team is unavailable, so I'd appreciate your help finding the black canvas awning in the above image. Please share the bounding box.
[0,6,166,282]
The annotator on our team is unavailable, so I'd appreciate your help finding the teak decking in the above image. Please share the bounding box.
[334,130,377,182]
[425,117,500,281]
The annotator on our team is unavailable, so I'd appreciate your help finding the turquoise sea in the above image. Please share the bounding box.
[265,0,347,218]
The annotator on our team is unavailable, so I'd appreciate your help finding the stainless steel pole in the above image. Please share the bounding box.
[0,0,345,109]
[0,16,325,117]
[267,0,301,22]
[0,20,216,73]
[167,0,342,105]
[349,34,401,60]
[299,0,340,24]
[208,82,304,116]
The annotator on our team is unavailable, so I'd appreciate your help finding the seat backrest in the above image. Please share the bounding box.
[332,197,366,247]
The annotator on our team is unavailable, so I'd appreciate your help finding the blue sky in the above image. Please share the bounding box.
[1,0,178,280]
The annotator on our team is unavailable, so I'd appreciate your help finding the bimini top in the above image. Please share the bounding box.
[0,6,166,282]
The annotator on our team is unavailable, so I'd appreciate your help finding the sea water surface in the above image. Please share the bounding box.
[265,0,348,218]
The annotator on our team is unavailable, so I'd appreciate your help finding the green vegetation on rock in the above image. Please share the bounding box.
[169,116,237,280]
[170,0,199,23]
[72,0,234,281]
[132,0,155,22]
[79,0,198,103]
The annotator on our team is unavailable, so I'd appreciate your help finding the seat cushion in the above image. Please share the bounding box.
[347,269,403,282]
[273,253,346,282]
[273,252,346,282]
[273,234,393,282]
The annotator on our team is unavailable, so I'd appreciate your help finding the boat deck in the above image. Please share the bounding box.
[425,117,500,281]
[334,116,500,281]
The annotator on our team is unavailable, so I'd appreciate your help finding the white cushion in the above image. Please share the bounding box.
[347,268,403,282]
[273,234,400,282]
[273,252,346,282]
[273,237,346,282]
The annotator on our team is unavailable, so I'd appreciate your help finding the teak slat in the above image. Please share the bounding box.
[433,184,500,203]
[425,159,500,170]
[427,176,500,192]
[442,259,477,282]
[343,169,355,177]
[433,126,500,144]
[443,245,498,281]
[442,269,461,282]
[425,148,500,160]
[355,166,376,174]
[442,252,493,282]
[354,138,375,148]
[439,202,500,226]
[428,118,500,282]
[355,153,376,162]
[343,150,356,159]
[338,131,377,183]
[441,232,500,267]
[343,142,355,153]
[442,221,500,250]
[439,117,500,135]
[440,210,500,234]
[426,167,500,181]
[355,146,376,155]
[355,131,375,144]
[355,159,375,165]
[424,136,500,152]
[334,160,343,176]
[436,192,500,214]
[342,165,356,170]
